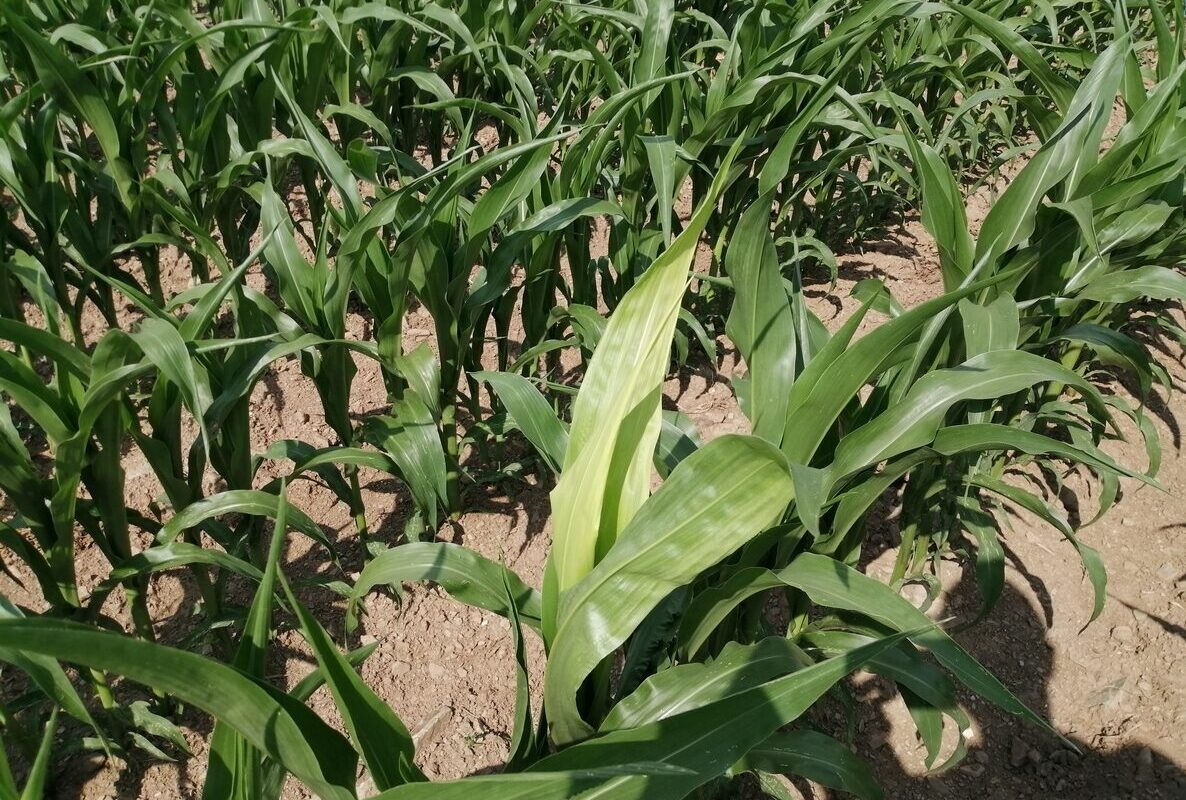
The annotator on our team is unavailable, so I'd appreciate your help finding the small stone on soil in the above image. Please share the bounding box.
[1135,746,1155,782]
[1010,737,1029,768]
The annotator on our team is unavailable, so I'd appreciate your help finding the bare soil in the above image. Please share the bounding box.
[2,200,1184,800]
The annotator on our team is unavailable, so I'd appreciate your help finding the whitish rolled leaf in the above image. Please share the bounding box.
[544,145,739,624]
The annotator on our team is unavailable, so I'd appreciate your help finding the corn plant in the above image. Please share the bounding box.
[1,164,1068,800]
[1,0,1183,796]
[881,22,1186,603]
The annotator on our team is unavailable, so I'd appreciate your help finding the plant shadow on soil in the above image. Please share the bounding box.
[842,543,1186,800]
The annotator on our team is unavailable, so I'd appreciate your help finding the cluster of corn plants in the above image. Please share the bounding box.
[1,0,1184,797]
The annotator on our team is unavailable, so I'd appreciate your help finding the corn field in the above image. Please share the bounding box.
[1,0,1184,797]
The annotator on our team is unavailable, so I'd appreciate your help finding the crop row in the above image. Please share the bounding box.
[1,2,1184,798]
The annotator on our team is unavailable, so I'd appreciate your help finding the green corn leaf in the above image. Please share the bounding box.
[0,619,357,800]
[256,181,321,327]
[18,706,58,800]
[528,632,909,799]
[946,3,1074,113]
[156,490,329,549]
[930,423,1149,485]
[1058,324,1155,398]
[676,567,791,660]
[733,730,882,800]
[780,553,1056,737]
[0,5,132,204]
[180,227,278,342]
[806,628,973,772]
[828,350,1111,485]
[467,116,561,242]
[131,318,215,455]
[0,599,98,733]
[205,334,330,432]
[502,568,537,770]
[641,135,677,245]
[282,576,423,789]
[204,484,289,800]
[974,38,1128,270]
[654,410,701,479]
[352,542,542,630]
[545,435,794,744]
[395,344,442,418]
[99,542,263,594]
[370,765,694,800]
[473,371,568,473]
[1076,63,1186,197]
[959,295,1019,357]
[272,77,363,218]
[957,499,1006,622]
[901,125,974,291]
[0,350,72,444]
[781,278,1001,465]
[2,727,19,795]
[601,637,805,732]
[1075,265,1186,304]
[969,475,1108,623]
[0,318,90,378]
[362,397,448,530]
[617,587,689,702]
[726,194,797,445]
